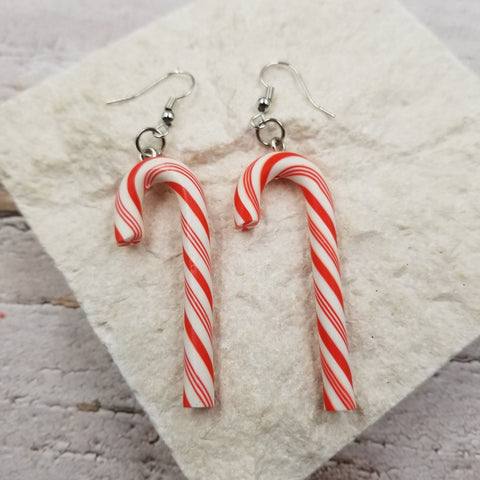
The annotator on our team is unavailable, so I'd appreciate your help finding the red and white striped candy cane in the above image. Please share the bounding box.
[114,156,214,408]
[234,151,355,411]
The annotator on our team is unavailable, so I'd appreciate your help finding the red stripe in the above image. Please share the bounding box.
[184,351,209,406]
[234,185,255,228]
[278,165,333,209]
[321,353,355,410]
[115,192,141,238]
[184,312,214,382]
[183,390,191,408]
[323,388,335,411]
[181,215,211,272]
[308,216,340,274]
[184,352,209,407]
[183,249,213,309]
[258,152,294,191]
[317,318,353,386]
[185,355,208,407]
[311,247,344,309]
[238,161,261,228]
[144,161,204,198]
[167,182,210,241]
[140,159,210,242]
[184,280,212,341]
[321,352,353,409]
[115,194,142,243]
[114,225,125,244]
[125,161,144,214]
[314,283,347,346]
[235,153,296,228]
[115,201,140,244]
[302,188,337,242]
[321,355,352,410]
[244,162,260,213]
[321,351,353,409]
[144,163,206,211]
[184,349,213,407]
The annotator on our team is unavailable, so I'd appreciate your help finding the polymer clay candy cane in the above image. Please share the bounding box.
[115,156,214,408]
[234,151,355,411]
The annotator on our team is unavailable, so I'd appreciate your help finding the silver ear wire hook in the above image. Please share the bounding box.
[258,61,335,118]
[106,70,195,107]
[106,70,196,159]
[251,61,335,152]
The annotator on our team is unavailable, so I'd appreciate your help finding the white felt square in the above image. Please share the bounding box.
[0,0,479,478]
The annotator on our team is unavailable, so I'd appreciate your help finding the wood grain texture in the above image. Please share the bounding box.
[0,0,478,478]
[0,184,18,216]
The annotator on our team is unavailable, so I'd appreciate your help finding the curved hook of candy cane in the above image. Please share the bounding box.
[234,151,355,411]
[115,156,214,408]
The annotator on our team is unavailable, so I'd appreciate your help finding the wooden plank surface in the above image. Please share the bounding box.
[0,1,479,478]
[0,184,17,217]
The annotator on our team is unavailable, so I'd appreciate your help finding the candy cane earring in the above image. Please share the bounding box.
[109,71,214,408]
[234,62,355,411]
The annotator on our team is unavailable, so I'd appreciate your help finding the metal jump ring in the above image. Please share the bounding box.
[270,137,286,152]
[255,118,286,148]
[135,127,166,159]
[139,147,158,160]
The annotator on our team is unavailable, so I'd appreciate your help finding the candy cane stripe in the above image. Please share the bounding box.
[126,162,144,213]
[183,392,191,408]
[302,189,337,241]
[323,389,335,411]
[321,353,355,410]
[115,156,214,408]
[183,249,213,309]
[281,166,334,210]
[311,247,344,309]
[181,215,212,272]
[310,237,342,291]
[184,352,210,407]
[184,349,213,407]
[317,320,353,384]
[184,280,213,342]
[321,344,355,406]
[115,194,142,243]
[308,217,340,273]
[234,151,355,411]
[167,181,210,239]
[321,368,343,409]
[315,284,348,346]
[184,313,214,380]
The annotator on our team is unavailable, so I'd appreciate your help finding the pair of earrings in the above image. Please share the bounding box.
[111,62,355,412]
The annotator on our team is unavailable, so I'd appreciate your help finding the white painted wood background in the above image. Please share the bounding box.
[0,1,479,478]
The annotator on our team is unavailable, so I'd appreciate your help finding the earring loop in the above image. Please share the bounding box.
[135,128,167,159]
[255,118,285,150]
